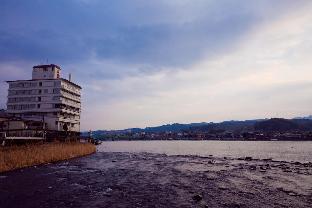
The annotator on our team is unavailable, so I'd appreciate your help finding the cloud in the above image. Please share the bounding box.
[1,0,309,69]
[1,1,312,130]
[0,61,31,108]
[80,4,312,130]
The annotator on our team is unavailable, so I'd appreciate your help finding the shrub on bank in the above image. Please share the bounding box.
[0,142,96,172]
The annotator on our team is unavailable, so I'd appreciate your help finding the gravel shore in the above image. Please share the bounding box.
[0,152,311,208]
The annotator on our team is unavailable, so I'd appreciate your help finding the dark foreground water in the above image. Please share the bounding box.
[1,141,311,208]
[1,152,311,208]
[98,140,312,162]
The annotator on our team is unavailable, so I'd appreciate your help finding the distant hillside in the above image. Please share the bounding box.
[85,119,262,138]
[189,120,261,133]
[85,116,312,138]
[255,118,312,132]
[144,122,208,133]
[85,122,209,138]
[294,115,312,120]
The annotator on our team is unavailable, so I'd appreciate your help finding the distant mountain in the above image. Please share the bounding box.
[294,115,312,120]
[255,118,299,132]
[85,122,209,137]
[189,120,262,133]
[255,118,312,132]
[85,119,262,138]
[291,119,312,131]
[84,116,312,138]
[144,122,208,133]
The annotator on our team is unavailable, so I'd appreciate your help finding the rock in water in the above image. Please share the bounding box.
[192,194,203,202]
[249,165,257,170]
[245,157,253,161]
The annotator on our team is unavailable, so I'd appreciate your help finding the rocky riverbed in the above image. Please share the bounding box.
[0,152,311,208]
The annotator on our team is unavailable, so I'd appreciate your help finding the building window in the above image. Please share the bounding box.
[54,104,61,109]
[44,89,48,94]
[39,90,42,94]
[39,82,42,87]
[38,97,41,102]
[52,96,59,101]
[37,104,41,108]
[53,89,60,94]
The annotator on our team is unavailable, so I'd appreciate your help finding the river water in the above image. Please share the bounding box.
[98,140,312,162]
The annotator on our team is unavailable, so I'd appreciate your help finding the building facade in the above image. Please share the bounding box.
[6,64,81,132]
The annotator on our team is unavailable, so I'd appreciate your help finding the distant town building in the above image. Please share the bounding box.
[6,64,81,132]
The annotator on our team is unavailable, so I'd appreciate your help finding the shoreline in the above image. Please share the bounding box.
[1,152,311,207]
[99,138,312,141]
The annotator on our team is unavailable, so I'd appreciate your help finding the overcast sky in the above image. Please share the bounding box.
[1,0,312,130]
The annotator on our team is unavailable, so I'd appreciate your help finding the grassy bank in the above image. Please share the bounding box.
[0,142,96,173]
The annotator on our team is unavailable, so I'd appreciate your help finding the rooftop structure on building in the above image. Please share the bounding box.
[6,64,81,133]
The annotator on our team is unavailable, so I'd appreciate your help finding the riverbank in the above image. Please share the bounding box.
[0,142,96,172]
[0,152,311,208]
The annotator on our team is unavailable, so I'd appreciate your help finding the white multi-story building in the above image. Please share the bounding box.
[6,64,81,132]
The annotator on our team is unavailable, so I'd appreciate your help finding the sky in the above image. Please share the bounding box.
[0,0,312,131]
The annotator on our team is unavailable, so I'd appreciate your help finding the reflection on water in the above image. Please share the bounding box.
[98,140,312,162]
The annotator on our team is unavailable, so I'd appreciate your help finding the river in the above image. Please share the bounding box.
[98,140,312,162]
